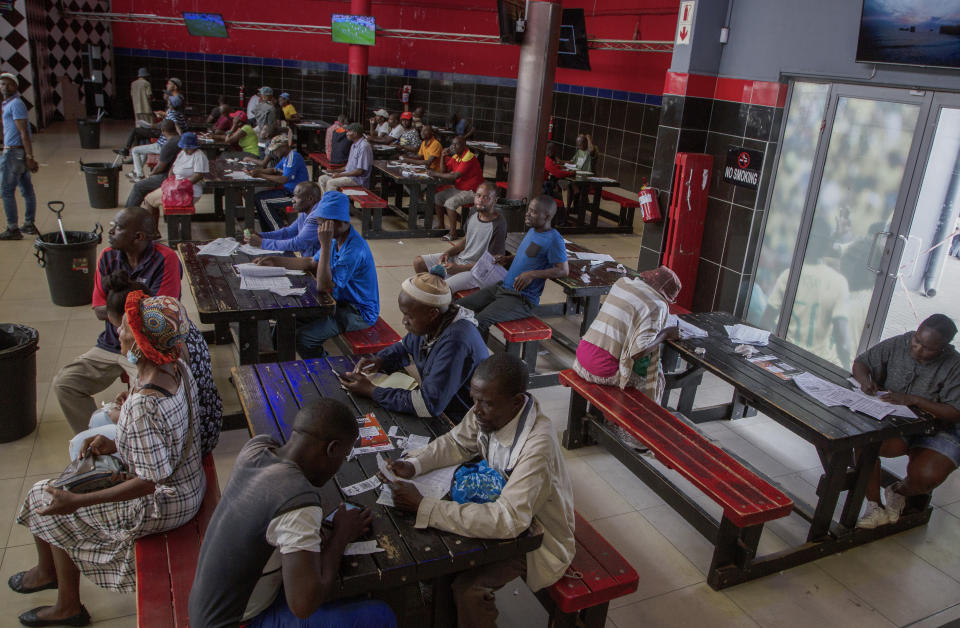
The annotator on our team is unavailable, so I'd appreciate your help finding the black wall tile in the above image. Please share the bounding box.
[681,96,713,131]
[641,105,660,136]
[677,128,707,153]
[701,198,730,265]
[651,126,679,190]
[692,260,720,312]
[637,246,661,270]
[659,95,683,128]
[722,205,753,273]
[745,105,774,141]
[609,99,627,131]
[710,100,747,136]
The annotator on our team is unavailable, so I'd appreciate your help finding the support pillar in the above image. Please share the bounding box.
[345,0,370,123]
[506,1,561,203]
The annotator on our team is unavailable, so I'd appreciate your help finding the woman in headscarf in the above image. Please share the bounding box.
[573,266,682,399]
[12,293,205,627]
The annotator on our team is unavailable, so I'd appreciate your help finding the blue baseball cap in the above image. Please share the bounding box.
[279,92,290,100]
[315,191,350,222]
[178,132,200,149]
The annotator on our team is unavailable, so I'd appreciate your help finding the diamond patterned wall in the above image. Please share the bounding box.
[0,0,38,127]
[44,0,113,120]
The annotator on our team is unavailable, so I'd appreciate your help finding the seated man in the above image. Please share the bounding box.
[53,207,182,432]
[339,266,488,422]
[454,195,568,338]
[252,135,310,231]
[448,112,475,140]
[211,102,234,133]
[189,399,396,628]
[278,92,300,122]
[128,119,177,182]
[400,124,443,172]
[124,120,179,206]
[385,353,575,627]
[414,181,506,293]
[561,133,595,209]
[245,182,330,256]
[257,197,379,358]
[855,314,960,529]
[434,136,484,241]
[116,77,185,158]
[317,123,374,193]
[411,106,426,130]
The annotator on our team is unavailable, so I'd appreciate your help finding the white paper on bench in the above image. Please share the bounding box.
[345,540,385,555]
[239,275,291,291]
[341,189,366,196]
[197,238,239,257]
[666,314,709,339]
[236,263,285,278]
[571,252,616,263]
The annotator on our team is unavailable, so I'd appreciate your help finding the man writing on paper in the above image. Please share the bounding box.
[245,182,329,257]
[383,353,575,628]
[339,266,488,422]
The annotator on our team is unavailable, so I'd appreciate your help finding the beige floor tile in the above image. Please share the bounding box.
[493,576,550,628]
[816,537,960,626]
[7,474,50,548]
[590,511,704,606]
[726,563,894,627]
[24,421,72,477]
[907,602,960,628]
[893,508,960,582]
[565,457,635,522]
[582,450,666,511]
[0,431,36,481]
[609,583,759,628]
[0,478,24,550]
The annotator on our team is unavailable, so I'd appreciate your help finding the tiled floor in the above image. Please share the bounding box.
[0,121,959,627]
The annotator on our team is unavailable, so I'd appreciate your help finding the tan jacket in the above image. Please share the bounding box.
[131,77,152,115]
[408,396,575,591]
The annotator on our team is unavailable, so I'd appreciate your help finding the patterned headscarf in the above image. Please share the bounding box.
[124,291,189,364]
[639,266,682,303]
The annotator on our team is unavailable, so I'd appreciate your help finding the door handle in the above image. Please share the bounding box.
[866,231,892,275]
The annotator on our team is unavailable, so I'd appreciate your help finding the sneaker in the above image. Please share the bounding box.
[0,227,22,240]
[113,148,129,157]
[19,223,37,235]
[856,500,890,529]
[884,484,907,523]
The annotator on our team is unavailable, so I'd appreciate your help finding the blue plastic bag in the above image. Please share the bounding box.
[452,461,507,504]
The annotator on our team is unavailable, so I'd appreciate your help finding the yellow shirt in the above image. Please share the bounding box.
[281,104,297,120]
[418,137,444,172]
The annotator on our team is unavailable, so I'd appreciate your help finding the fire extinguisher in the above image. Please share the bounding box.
[401,84,412,105]
[239,86,245,109]
[547,115,554,140]
[639,179,662,223]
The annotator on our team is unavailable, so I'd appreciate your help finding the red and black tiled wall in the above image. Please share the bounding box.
[638,72,787,316]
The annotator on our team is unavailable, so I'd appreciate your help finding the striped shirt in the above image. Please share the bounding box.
[92,243,183,352]
[579,277,669,392]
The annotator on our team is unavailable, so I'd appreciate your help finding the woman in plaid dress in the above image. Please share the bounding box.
[12,293,204,627]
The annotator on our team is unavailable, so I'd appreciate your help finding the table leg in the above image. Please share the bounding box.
[243,188,257,230]
[424,185,436,230]
[589,185,602,228]
[224,188,239,236]
[430,573,456,628]
[579,295,601,337]
[237,319,260,365]
[275,318,297,362]
[807,449,851,541]
[213,322,230,345]
[575,185,587,227]
[838,442,881,531]
[562,389,591,450]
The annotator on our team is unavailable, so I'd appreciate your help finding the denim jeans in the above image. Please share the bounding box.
[295,302,372,359]
[1,148,36,228]
[247,592,395,628]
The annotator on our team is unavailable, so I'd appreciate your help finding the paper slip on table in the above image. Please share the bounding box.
[178,242,335,365]
[372,160,451,239]
[651,311,937,583]
[233,355,542,626]
[203,157,268,236]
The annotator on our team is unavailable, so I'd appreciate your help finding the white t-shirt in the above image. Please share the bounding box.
[376,121,391,136]
[389,124,404,140]
[172,150,210,199]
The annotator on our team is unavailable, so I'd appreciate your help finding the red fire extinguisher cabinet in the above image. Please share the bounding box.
[662,152,713,310]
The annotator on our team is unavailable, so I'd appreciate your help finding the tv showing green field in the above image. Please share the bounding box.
[182,13,228,38]
[331,14,376,46]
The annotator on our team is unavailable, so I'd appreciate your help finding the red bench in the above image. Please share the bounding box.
[341,186,388,237]
[135,453,220,627]
[559,369,793,589]
[163,203,196,245]
[308,152,346,182]
[338,317,402,355]
[600,190,639,228]
[538,512,639,627]
[454,288,554,387]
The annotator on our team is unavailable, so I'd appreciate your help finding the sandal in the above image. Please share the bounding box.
[8,571,57,594]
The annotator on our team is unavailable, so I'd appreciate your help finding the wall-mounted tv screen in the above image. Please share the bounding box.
[331,14,376,46]
[182,12,228,38]
[857,0,960,68]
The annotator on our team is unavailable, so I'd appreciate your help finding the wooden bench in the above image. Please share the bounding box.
[163,203,195,245]
[599,190,639,227]
[341,186,389,237]
[559,369,794,589]
[308,152,346,182]
[135,453,220,627]
[454,288,555,388]
[337,317,402,355]
[537,511,639,628]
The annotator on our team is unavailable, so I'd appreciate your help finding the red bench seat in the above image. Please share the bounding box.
[600,189,640,208]
[340,317,402,355]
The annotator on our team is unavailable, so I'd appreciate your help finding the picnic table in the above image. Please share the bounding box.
[467,141,510,181]
[559,174,628,235]
[373,159,450,239]
[659,311,937,582]
[233,355,542,623]
[341,186,389,238]
[196,134,232,159]
[203,157,270,236]
[178,242,335,364]
[292,119,330,154]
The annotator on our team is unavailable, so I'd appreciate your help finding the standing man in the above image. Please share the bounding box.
[0,72,38,240]
[130,67,153,126]
[52,207,182,432]
[317,123,373,193]
[434,136,484,241]
[252,87,277,130]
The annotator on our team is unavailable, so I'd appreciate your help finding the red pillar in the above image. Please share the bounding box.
[345,0,370,123]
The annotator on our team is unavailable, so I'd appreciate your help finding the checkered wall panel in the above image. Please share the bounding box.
[44,0,113,119]
[0,0,38,127]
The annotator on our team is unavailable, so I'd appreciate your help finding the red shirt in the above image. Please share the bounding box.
[545,155,573,179]
[445,149,484,191]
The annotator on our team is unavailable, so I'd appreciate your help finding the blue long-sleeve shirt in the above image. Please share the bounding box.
[372,316,488,421]
[259,208,322,256]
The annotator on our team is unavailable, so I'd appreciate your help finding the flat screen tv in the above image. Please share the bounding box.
[497,0,525,45]
[558,8,590,71]
[857,0,960,68]
[331,14,376,46]
[182,13,228,38]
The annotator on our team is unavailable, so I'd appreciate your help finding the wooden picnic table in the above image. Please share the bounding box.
[292,119,330,154]
[662,311,936,573]
[373,159,450,239]
[467,141,510,181]
[203,157,271,236]
[233,355,542,624]
[559,174,629,235]
[178,242,335,364]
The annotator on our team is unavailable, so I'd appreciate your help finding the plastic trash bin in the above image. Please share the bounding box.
[80,161,120,209]
[77,118,100,149]
[0,324,38,442]
[496,197,528,232]
[34,225,102,307]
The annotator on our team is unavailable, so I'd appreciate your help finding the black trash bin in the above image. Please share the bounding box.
[34,225,102,307]
[0,324,38,442]
[77,118,100,149]
[496,197,528,232]
[80,161,120,209]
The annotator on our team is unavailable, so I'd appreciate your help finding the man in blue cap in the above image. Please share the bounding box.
[143,131,209,235]
[256,193,379,357]
[252,86,277,129]
[278,92,300,122]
